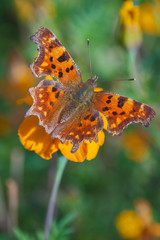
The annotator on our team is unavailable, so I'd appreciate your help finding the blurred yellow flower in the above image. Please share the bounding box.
[0,53,38,134]
[1,53,37,105]
[116,198,160,240]
[120,0,140,26]
[14,0,56,23]
[122,130,150,162]
[119,0,160,49]
[116,210,143,239]
[140,2,160,35]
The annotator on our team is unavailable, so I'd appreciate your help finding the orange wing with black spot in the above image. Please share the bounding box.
[26,79,68,134]
[51,109,104,153]
[93,91,156,136]
[30,27,82,87]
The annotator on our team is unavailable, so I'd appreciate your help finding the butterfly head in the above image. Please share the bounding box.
[87,75,98,88]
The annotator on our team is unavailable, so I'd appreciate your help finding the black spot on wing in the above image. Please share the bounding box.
[102,106,109,111]
[108,95,113,99]
[52,87,57,92]
[118,96,127,108]
[70,65,74,70]
[90,116,95,122]
[58,71,63,78]
[55,92,60,98]
[120,111,125,115]
[57,51,69,62]
[112,111,117,115]
[84,114,91,120]
[51,64,56,69]
[49,45,53,50]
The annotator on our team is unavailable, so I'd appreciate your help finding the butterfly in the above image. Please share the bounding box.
[26,27,156,153]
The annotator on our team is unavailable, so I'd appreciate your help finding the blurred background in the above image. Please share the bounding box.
[0,0,160,239]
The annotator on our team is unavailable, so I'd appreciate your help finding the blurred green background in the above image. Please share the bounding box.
[0,0,160,239]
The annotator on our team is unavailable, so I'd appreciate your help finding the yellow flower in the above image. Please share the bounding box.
[1,53,37,105]
[14,0,56,23]
[120,0,140,26]
[116,210,143,239]
[140,1,160,35]
[119,0,160,49]
[116,198,160,239]
[18,115,105,162]
[120,0,142,49]
[122,130,150,162]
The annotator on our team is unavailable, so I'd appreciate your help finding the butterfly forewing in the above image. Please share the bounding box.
[93,91,156,135]
[30,27,82,87]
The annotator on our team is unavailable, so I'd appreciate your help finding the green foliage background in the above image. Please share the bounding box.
[0,0,160,239]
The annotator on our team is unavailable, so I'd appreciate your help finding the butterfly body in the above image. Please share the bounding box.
[27,27,156,153]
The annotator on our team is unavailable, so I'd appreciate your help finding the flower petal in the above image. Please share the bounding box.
[116,210,143,239]
[120,0,140,26]
[59,131,105,162]
[16,94,33,106]
[86,131,105,160]
[140,3,160,35]
[148,223,160,237]
[94,87,103,92]
[58,141,87,162]
[18,116,59,159]
[100,113,107,130]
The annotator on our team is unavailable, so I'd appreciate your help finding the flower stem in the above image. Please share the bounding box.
[43,156,68,240]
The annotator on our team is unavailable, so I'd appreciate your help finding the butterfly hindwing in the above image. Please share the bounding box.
[93,91,155,135]
[51,109,104,153]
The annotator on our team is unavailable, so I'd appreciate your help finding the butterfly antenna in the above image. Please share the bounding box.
[87,39,92,76]
[118,78,136,81]
[104,78,136,82]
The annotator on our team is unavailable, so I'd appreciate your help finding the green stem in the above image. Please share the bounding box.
[43,156,68,240]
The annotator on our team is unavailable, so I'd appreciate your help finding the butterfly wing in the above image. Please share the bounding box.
[30,27,82,87]
[51,109,104,153]
[26,79,69,134]
[93,91,156,135]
